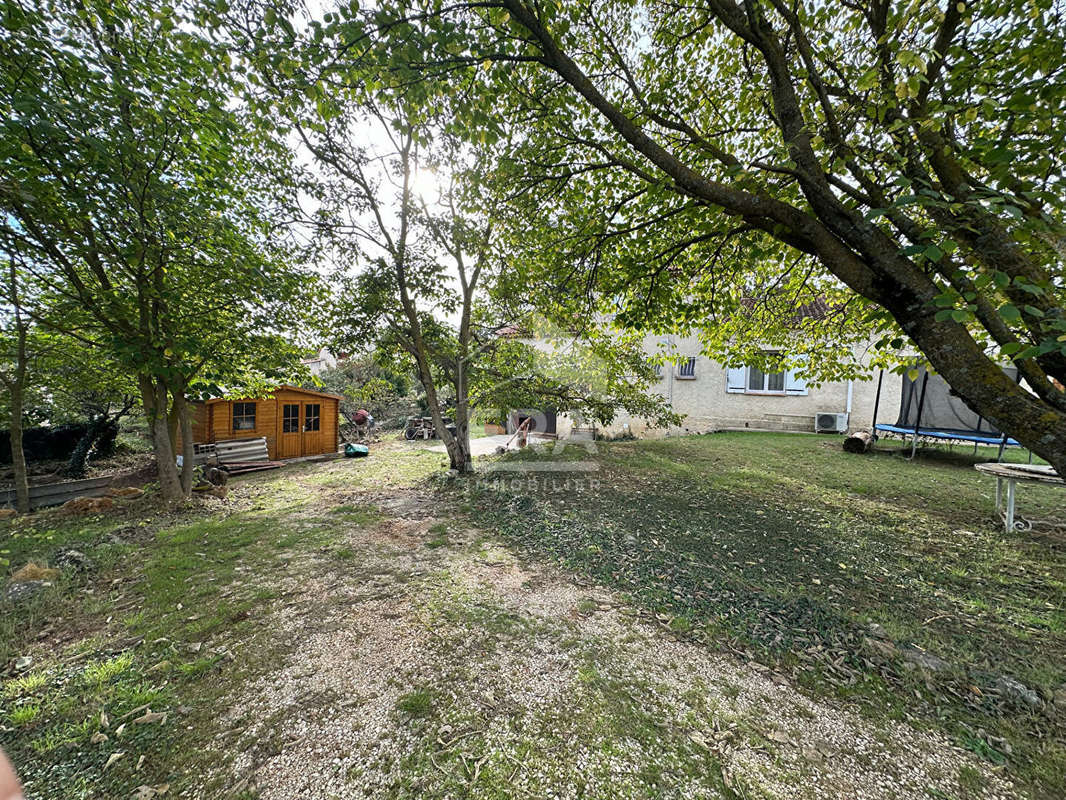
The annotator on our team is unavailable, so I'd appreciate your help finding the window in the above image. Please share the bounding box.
[282,403,299,433]
[677,356,697,379]
[747,365,785,393]
[726,356,807,396]
[232,402,256,431]
[304,403,321,432]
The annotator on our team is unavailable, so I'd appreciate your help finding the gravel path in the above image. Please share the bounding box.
[210,486,1020,800]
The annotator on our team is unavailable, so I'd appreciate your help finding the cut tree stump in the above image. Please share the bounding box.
[843,430,874,454]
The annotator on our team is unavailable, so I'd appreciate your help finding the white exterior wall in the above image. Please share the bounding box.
[601,335,903,438]
[301,348,338,377]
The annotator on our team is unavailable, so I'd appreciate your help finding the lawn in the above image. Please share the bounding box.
[477,433,1066,793]
[1,433,1063,799]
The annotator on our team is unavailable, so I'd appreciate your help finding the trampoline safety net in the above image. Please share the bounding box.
[893,365,1017,437]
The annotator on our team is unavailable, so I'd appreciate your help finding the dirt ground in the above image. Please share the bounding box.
[5,438,1057,799]
[211,467,1019,799]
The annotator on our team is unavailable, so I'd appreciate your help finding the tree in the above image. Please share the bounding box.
[0,304,139,484]
[42,343,139,478]
[310,356,416,425]
[0,256,35,513]
[1,0,311,498]
[299,98,491,471]
[342,0,1066,474]
[226,8,674,470]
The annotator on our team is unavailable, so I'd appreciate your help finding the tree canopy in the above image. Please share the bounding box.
[305,0,1066,473]
[1,0,315,497]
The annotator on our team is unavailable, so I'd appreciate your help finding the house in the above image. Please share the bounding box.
[600,334,903,437]
[301,348,337,377]
[507,329,904,439]
[187,386,342,460]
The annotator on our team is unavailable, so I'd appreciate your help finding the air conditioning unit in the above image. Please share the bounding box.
[815,412,848,433]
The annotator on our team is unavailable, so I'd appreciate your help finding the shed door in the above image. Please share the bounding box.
[302,402,323,455]
[278,403,301,459]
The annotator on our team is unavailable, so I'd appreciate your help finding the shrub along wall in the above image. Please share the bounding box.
[0,424,91,464]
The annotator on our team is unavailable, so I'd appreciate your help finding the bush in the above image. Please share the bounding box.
[0,424,90,464]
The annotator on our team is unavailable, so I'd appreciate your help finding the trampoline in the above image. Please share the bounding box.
[871,365,1024,460]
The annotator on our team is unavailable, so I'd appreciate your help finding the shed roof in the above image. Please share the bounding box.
[201,385,344,404]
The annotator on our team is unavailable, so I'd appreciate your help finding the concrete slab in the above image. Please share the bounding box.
[428,433,516,457]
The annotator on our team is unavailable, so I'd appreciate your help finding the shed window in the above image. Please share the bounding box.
[232,402,256,431]
[304,403,321,432]
[282,403,299,433]
[677,357,697,379]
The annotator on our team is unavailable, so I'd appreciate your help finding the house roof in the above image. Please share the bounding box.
[201,385,344,404]
[738,295,833,322]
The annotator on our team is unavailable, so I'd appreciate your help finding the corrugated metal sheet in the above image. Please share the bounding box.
[214,437,270,463]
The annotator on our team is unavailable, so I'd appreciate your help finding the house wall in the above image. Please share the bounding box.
[600,335,903,438]
[301,348,338,377]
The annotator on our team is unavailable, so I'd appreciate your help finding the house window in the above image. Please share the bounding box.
[677,357,697,379]
[747,365,786,393]
[282,403,299,433]
[233,402,256,431]
[726,357,807,395]
[304,403,321,432]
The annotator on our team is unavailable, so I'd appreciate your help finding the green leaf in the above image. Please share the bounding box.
[998,304,1022,321]
[923,245,944,262]
[1012,346,1041,361]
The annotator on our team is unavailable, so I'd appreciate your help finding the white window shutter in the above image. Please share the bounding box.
[784,368,808,395]
[726,366,746,393]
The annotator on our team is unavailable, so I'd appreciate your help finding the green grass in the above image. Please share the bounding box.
[425,522,450,549]
[395,688,436,719]
[83,654,134,687]
[0,447,437,800]
[4,434,1062,798]
[472,431,1066,798]
[8,702,41,726]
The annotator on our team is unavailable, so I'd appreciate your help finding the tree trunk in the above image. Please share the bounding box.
[139,376,183,501]
[3,259,30,513]
[421,370,469,473]
[63,414,109,479]
[448,364,474,473]
[446,406,473,473]
[173,388,195,495]
[843,430,873,454]
[8,382,30,515]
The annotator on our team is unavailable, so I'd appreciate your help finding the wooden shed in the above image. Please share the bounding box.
[188,386,342,461]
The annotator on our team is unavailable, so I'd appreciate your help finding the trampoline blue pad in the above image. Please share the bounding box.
[875,423,1018,446]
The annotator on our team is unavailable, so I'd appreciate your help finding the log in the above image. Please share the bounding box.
[843,430,873,454]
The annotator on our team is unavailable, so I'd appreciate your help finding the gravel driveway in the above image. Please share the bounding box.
[206,477,1019,800]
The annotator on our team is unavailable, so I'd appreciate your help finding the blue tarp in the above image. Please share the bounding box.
[875,423,1019,447]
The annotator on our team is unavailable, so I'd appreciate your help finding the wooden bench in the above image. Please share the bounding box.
[974,462,1065,532]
